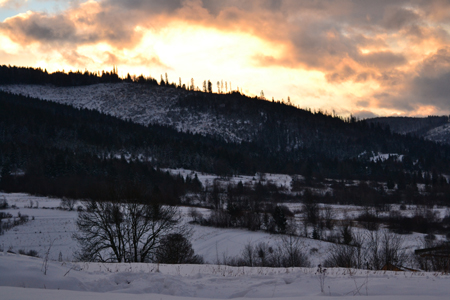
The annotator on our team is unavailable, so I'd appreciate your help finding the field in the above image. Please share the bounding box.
[0,193,330,264]
[1,191,450,299]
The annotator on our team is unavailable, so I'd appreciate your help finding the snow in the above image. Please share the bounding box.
[1,252,450,299]
[163,168,294,191]
[0,193,441,264]
[1,192,450,299]
[369,152,403,162]
[0,193,332,266]
[425,123,450,144]
[0,83,257,143]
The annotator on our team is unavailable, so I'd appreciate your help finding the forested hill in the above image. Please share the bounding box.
[366,116,450,145]
[0,65,122,86]
[1,88,450,186]
[2,66,450,183]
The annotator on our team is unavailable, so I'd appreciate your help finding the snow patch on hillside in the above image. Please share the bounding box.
[369,152,403,162]
[0,84,256,143]
[425,123,450,144]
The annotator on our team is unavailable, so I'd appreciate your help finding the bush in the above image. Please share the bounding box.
[60,198,77,211]
[18,249,39,257]
[356,210,380,231]
[323,244,358,268]
[155,233,203,264]
[425,233,436,241]
[324,230,406,270]
[0,196,8,209]
[235,236,310,268]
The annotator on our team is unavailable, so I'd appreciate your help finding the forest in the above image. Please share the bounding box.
[2,66,450,205]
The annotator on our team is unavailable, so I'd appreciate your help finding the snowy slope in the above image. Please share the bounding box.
[425,123,450,144]
[1,252,450,299]
[0,83,256,143]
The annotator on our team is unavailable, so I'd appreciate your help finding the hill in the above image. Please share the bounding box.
[3,81,450,179]
[367,116,450,144]
[2,66,450,205]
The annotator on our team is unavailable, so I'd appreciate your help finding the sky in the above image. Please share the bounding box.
[1,0,450,118]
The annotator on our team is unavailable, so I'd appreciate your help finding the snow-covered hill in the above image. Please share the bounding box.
[367,116,450,145]
[424,123,450,144]
[0,83,255,143]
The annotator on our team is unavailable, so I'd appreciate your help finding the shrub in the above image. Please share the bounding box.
[236,236,310,268]
[18,249,39,257]
[356,210,380,231]
[155,233,203,264]
[0,197,8,209]
[60,198,77,211]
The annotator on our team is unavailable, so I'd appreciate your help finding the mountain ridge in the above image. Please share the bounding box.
[2,82,450,178]
[366,116,450,144]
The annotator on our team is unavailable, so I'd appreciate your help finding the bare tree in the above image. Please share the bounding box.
[365,230,407,270]
[74,199,180,262]
[60,197,77,211]
[238,237,309,268]
[322,205,335,230]
[324,243,357,268]
[324,229,406,270]
[303,189,319,226]
[42,239,56,275]
[188,207,202,223]
[278,235,310,267]
[241,242,256,267]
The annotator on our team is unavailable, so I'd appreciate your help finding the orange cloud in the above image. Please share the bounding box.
[1,0,450,117]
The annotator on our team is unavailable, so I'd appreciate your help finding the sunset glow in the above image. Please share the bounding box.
[2,0,450,117]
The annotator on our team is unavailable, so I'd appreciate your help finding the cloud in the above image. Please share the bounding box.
[356,51,407,69]
[1,0,450,116]
[1,12,77,44]
[373,47,450,114]
[0,1,142,47]
[106,0,184,13]
[0,0,27,9]
[353,110,379,119]
[381,7,420,30]
[406,49,450,111]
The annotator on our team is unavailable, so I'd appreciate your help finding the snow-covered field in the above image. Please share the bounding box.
[1,192,449,299]
[1,251,450,299]
[0,191,438,263]
[0,193,330,264]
